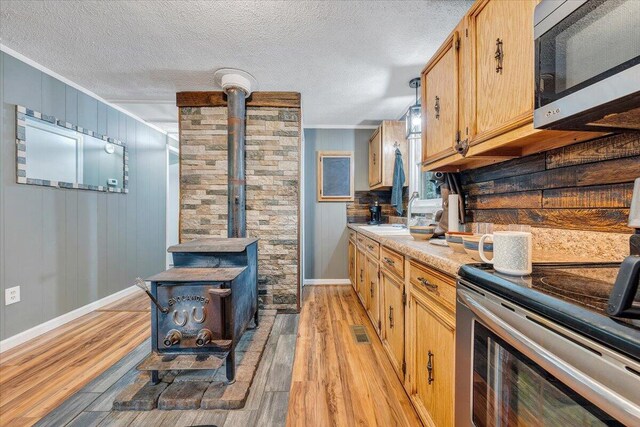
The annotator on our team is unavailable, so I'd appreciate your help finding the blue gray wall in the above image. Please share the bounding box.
[303,128,372,281]
[0,52,168,340]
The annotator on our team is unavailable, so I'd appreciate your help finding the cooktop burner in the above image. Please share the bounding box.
[528,264,621,314]
[469,263,636,316]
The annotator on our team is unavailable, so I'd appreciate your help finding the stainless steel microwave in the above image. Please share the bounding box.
[533,0,640,131]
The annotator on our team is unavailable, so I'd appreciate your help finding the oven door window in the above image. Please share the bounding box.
[472,322,622,426]
[535,0,640,108]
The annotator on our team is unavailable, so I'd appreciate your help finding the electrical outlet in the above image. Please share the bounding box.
[5,286,20,305]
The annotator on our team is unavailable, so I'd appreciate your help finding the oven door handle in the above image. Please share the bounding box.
[458,289,640,426]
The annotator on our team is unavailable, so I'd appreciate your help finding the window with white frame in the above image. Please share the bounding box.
[407,135,443,223]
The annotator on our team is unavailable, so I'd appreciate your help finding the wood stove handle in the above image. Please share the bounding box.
[135,277,169,313]
[208,288,232,298]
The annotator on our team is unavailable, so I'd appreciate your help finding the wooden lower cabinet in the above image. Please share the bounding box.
[381,269,405,380]
[350,233,456,426]
[356,246,367,305]
[407,283,456,427]
[348,239,356,292]
[366,254,380,334]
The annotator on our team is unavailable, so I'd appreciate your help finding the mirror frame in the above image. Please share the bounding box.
[15,105,128,193]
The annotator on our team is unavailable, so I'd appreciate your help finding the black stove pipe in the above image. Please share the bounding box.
[227,87,247,238]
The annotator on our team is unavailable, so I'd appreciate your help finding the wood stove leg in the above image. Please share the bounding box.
[226,352,236,384]
[151,370,160,385]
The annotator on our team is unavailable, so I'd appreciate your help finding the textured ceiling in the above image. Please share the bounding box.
[0,0,472,131]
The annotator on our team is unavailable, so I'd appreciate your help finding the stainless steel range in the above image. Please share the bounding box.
[455,263,640,426]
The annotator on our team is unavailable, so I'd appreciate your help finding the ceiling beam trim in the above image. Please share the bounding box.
[176,91,301,108]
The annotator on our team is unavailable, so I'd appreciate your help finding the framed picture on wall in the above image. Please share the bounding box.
[317,151,354,202]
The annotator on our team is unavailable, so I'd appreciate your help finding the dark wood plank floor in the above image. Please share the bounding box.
[0,290,298,427]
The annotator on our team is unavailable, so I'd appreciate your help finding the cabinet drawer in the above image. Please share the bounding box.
[349,229,357,242]
[381,246,404,279]
[409,261,456,312]
[361,236,379,259]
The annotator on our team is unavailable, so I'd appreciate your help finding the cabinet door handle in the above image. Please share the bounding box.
[495,38,503,74]
[370,281,374,297]
[434,96,440,120]
[372,152,376,165]
[417,276,438,292]
[360,269,364,283]
[367,244,375,251]
[427,351,434,384]
[383,257,395,266]
[389,306,394,329]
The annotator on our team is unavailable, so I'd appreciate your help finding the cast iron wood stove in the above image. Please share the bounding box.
[138,237,258,384]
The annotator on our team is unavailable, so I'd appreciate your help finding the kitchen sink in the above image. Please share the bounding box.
[358,224,410,236]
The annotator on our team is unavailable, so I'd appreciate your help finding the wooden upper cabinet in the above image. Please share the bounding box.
[422,31,460,164]
[469,0,536,143]
[421,0,603,171]
[368,121,408,189]
[369,128,382,187]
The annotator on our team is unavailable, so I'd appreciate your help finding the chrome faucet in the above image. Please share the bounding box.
[407,191,419,229]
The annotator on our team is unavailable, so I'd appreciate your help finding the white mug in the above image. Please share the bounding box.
[479,231,532,276]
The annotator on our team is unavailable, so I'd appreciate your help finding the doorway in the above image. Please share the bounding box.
[166,145,179,268]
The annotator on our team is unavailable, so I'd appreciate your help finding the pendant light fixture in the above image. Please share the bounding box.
[405,77,422,138]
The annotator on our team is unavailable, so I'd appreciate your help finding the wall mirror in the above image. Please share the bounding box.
[317,151,354,202]
[16,105,128,192]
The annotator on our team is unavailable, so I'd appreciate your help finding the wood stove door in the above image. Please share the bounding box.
[155,282,231,353]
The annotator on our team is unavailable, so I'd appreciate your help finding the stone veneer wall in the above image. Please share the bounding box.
[179,106,300,311]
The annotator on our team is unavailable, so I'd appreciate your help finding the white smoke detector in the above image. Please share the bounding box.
[213,68,257,97]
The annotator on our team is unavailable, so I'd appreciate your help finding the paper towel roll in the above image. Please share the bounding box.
[448,194,459,232]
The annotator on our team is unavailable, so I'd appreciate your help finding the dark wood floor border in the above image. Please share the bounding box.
[35,315,299,427]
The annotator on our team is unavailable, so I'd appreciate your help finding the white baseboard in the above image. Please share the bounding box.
[304,279,351,286]
[0,285,140,353]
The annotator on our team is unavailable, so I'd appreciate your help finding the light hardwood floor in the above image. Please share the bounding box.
[1,286,421,426]
[1,290,297,427]
[0,291,150,427]
[287,285,421,427]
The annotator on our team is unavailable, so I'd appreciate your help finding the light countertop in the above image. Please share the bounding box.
[347,223,619,278]
[348,224,475,276]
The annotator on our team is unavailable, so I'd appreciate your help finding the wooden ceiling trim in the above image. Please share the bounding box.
[176,91,301,108]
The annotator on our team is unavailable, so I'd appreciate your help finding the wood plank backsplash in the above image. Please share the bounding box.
[346,190,408,224]
[461,132,640,233]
